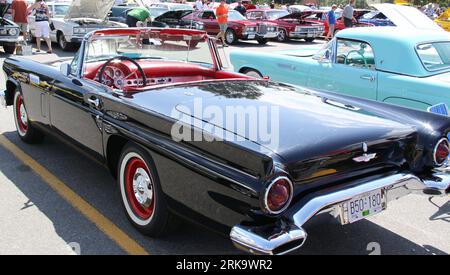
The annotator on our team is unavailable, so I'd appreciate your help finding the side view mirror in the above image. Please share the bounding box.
[324,49,331,59]
[60,62,71,76]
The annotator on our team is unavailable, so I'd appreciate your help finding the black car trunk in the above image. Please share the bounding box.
[127,81,421,186]
[166,82,419,181]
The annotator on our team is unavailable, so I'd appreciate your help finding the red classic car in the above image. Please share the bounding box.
[180,9,278,45]
[246,9,324,42]
[304,9,373,36]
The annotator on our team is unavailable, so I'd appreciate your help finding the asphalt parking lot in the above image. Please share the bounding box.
[0,39,449,255]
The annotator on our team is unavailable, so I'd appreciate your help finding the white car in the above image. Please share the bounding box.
[30,0,127,51]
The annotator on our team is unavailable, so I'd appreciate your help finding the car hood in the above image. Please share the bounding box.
[0,3,10,18]
[155,10,193,21]
[279,11,314,20]
[373,3,443,31]
[65,0,115,21]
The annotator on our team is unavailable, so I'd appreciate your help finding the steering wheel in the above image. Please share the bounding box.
[344,50,368,68]
[97,56,147,89]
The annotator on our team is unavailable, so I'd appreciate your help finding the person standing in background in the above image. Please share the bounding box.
[234,0,246,16]
[325,4,337,41]
[342,0,355,28]
[215,0,228,47]
[11,0,29,42]
[28,0,52,53]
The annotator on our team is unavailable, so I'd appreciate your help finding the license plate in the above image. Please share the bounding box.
[307,33,313,38]
[340,189,386,224]
[248,34,255,39]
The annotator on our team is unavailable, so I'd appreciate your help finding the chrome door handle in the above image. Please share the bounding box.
[360,75,375,82]
[87,97,100,108]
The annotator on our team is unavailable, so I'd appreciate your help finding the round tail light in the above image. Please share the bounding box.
[263,176,293,215]
[433,138,450,166]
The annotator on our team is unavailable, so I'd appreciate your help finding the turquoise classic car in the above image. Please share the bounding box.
[230,5,450,112]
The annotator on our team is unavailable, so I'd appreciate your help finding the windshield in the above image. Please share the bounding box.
[228,10,245,21]
[266,10,289,19]
[416,42,450,71]
[83,30,213,73]
[53,4,70,16]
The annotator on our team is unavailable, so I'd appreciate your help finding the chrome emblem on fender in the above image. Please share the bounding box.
[353,142,377,163]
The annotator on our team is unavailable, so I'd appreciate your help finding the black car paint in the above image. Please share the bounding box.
[3,53,450,233]
[154,10,194,28]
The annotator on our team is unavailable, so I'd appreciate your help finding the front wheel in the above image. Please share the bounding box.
[256,38,268,45]
[13,90,44,143]
[118,143,176,236]
[242,68,262,78]
[3,43,16,54]
[277,29,288,42]
[225,28,237,45]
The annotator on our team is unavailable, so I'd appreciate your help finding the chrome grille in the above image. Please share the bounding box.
[257,24,268,35]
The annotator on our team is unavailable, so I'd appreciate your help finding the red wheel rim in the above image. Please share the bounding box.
[124,157,155,220]
[16,94,28,133]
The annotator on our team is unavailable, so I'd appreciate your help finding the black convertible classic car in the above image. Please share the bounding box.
[1,28,450,255]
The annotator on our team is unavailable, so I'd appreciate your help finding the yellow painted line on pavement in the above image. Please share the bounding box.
[0,134,150,255]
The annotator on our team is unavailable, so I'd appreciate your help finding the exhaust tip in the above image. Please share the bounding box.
[230,224,307,255]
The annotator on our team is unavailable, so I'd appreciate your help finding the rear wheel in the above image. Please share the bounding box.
[3,43,16,54]
[118,143,176,236]
[225,28,237,45]
[13,90,44,143]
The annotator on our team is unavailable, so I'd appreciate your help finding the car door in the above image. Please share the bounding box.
[201,11,220,35]
[49,50,105,161]
[328,39,378,100]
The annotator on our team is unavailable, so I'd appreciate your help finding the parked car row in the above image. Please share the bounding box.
[231,4,450,114]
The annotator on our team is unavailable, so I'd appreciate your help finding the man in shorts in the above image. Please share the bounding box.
[11,0,29,42]
[215,0,228,47]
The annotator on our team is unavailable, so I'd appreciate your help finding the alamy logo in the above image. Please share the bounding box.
[170,98,280,150]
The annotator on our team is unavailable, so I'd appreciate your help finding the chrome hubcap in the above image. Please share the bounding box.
[226,32,234,43]
[278,31,285,40]
[19,103,27,126]
[132,167,153,208]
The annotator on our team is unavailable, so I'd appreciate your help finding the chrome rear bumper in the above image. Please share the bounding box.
[230,171,450,255]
